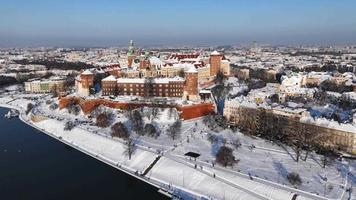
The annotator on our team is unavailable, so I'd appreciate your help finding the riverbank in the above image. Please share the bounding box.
[0,105,171,198]
[0,102,209,199]
[0,106,168,200]
[1,93,353,200]
[0,100,273,200]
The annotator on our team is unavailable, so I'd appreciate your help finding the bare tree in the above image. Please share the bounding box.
[144,77,154,98]
[131,110,144,135]
[286,121,307,162]
[111,122,129,139]
[287,122,328,162]
[167,119,182,140]
[144,123,159,138]
[124,137,136,160]
[203,114,216,129]
[168,107,174,119]
[211,84,231,115]
[320,149,336,168]
[215,146,238,167]
[214,70,226,85]
[144,107,160,121]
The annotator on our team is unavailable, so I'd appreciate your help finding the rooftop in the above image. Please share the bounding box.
[211,50,221,56]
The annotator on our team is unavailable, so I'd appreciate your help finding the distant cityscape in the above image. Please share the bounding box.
[0,41,355,199]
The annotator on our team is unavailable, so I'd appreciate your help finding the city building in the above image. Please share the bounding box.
[101,75,117,96]
[224,101,356,154]
[24,77,66,94]
[116,77,185,98]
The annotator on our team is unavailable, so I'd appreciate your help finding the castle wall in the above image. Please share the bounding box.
[59,97,215,120]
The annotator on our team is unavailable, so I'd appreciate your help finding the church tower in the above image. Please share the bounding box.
[127,40,135,68]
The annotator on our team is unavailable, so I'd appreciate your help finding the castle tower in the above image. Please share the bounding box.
[184,65,199,101]
[80,70,94,89]
[210,50,222,77]
[77,69,94,96]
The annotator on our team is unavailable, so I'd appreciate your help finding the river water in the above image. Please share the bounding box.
[0,107,168,200]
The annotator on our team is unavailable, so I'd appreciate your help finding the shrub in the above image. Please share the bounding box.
[67,104,81,115]
[64,121,75,131]
[96,113,112,128]
[167,120,181,140]
[49,102,58,110]
[26,103,34,115]
[232,138,242,150]
[287,172,302,186]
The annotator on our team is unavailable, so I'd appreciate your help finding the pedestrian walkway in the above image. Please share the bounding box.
[142,155,161,176]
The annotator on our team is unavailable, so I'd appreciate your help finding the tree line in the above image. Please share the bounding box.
[14,59,95,71]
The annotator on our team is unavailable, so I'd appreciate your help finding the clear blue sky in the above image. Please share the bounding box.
[1,0,356,47]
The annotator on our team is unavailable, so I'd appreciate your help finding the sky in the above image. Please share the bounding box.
[0,0,356,47]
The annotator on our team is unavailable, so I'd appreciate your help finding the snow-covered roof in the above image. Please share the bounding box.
[149,56,163,66]
[81,69,93,75]
[102,75,117,82]
[199,90,211,94]
[211,50,221,56]
[186,65,198,73]
[301,116,356,134]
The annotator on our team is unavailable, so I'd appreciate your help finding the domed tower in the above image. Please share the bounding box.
[210,50,222,77]
[184,65,199,101]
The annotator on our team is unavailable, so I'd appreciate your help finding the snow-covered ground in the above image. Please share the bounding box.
[0,93,354,200]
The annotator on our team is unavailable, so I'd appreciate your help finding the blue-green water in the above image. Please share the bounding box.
[0,107,168,200]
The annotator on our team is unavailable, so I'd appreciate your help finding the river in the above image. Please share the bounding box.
[0,107,169,200]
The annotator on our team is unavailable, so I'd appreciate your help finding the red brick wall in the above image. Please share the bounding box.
[59,97,215,120]
[177,103,215,120]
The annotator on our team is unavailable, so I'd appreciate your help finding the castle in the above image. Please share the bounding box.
[75,40,231,101]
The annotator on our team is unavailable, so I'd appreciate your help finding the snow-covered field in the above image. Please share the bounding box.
[0,92,354,200]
